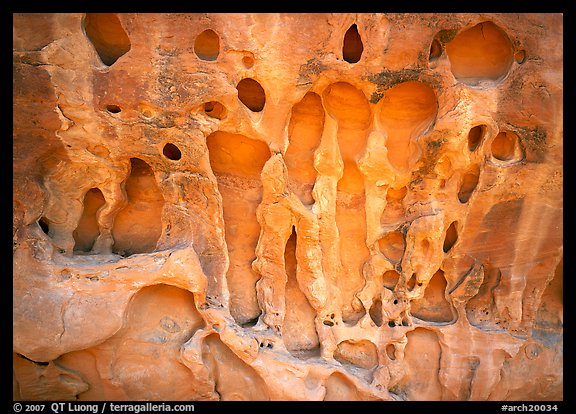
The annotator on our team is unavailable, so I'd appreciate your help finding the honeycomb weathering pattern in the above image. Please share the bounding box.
[12,13,563,401]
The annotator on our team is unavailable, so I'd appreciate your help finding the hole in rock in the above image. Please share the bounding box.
[379,232,406,263]
[106,104,121,114]
[16,353,49,366]
[343,23,363,63]
[194,29,220,61]
[322,81,371,131]
[207,131,271,324]
[285,92,324,205]
[369,298,383,327]
[204,101,226,120]
[443,221,458,253]
[53,284,205,400]
[410,270,454,323]
[323,82,371,325]
[242,55,254,68]
[514,49,527,64]
[112,158,164,256]
[73,188,106,252]
[386,344,396,360]
[377,81,437,171]
[162,143,181,161]
[83,13,131,66]
[38,217,50,235]
[384,270,401,290]
[457,164,480,203]
[468,124,485,152]
[240,316,260,328]
[324,372,361,401]
[407,273,417,291]
[446,21,514,86]
[429,38,442,62]
[282,229,320,358]
[388,321,396,328]
[491,130,521,161]
[334,340,378,369]
[236,78,266,112]
[337,160,365,195]
[323,320,334,327]
[387,186,408,200]
[393,328,443,400]
[382,187,407,226]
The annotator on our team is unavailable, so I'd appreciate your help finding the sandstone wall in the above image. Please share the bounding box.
[13,13,563,401]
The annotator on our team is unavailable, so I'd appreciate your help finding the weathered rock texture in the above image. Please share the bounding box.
[13,13,563,401]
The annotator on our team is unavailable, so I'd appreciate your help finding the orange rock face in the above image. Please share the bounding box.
[13,13,563,401]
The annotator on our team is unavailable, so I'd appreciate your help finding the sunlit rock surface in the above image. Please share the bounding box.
[13,13,562,401]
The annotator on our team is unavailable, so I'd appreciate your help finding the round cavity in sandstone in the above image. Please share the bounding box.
[73,188,106,252]
[242,55,255,69]
[378,81,437,170]
[236,78,266,112]
[514,49,527,64]
[204,101,226,119]
[206,131,271,178]
[429,38,442,62]
[383,270,400,290]
[194,29,220,61]
[322,82,371,130]
[458,164,480,204]
[387,186,408,200]
[334,340,378,369]
[83,13,131,66]
[369,299,383,327]
[386,344,396,360]
[467,124,486,152]
[379,231,406,263]
[446,21,514,86]
[343,23,363,64]
[443,221,458,253]
[491,131,521,161]
[378,81,438,133]
[162,143,181,161]
[38,217,50,235]
[106,104,121,114]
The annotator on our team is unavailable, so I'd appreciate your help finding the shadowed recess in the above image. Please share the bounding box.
[194,29,220,61]
[429,38,442,62]
[162,143,181,161]
[207,131,271,324]
[491,130,523,162]
[411,270,454,323]
[83,13,131,66]
[379,231,406,263]
[324,372,362,401]
[377,81,437,171]
[282,229,320,358]
[391,328,443,400]
[112,158,164,256]
[343,24,364,63]
[202,334,270,400]
[443,221,458,253]
[73,188,106,252]
[468,125,486,152]
[237,78,266,112]
[334,340,378,369]
[285,92,324,205]
[446,21,514,86]
[204,101,226,120]
[457,164,480,204]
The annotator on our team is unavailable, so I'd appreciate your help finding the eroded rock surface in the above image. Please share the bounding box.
[13,13,563,401]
